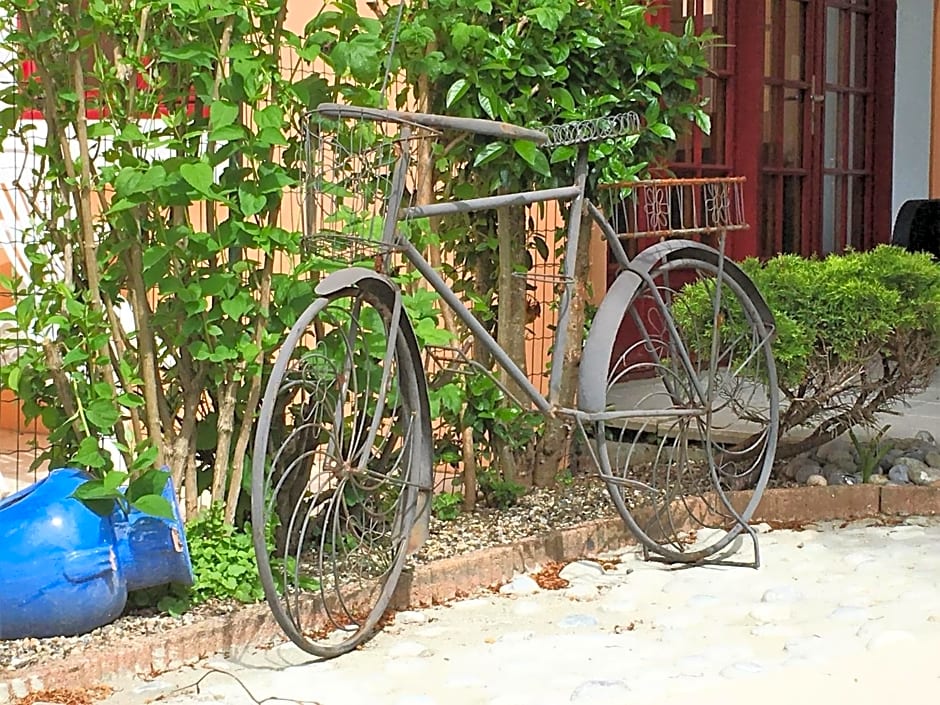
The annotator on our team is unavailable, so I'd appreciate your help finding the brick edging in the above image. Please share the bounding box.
[3,484,939,702]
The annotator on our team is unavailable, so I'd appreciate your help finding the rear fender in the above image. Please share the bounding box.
[578,269,643,414]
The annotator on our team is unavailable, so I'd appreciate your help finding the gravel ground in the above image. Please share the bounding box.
[0,458,846,675]
[0,477,618,674]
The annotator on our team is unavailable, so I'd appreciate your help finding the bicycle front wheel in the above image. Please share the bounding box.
[252,284,431,658]
[595,252,779,563]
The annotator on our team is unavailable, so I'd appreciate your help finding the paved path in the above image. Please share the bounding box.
[106,518,940,705]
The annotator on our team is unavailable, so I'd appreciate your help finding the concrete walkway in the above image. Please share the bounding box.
[105,517,940,705]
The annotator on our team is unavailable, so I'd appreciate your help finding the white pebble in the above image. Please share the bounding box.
[559,560,606,581]
[866,630,915,651]
[570,679,631,703]
[783,635,827,659]
[499,574,541,596]
[761,585,804,603]
[389,641,434,659]
[396,610,429,626]
[749,602,792,624]
[720,661,764,679]
[513,600,543,617]
[558,614,599,629]
[564,583,601,602]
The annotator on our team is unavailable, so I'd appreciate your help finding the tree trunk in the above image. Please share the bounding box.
[531,215,593,487]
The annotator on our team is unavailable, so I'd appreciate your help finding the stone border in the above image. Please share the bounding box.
[3,484,939,703]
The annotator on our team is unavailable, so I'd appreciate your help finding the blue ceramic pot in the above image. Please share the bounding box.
[0,468,193,639]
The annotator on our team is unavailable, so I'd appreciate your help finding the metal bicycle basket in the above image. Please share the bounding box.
[301,112,430,270]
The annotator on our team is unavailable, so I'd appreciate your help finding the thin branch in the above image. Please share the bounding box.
[163,667,323,705]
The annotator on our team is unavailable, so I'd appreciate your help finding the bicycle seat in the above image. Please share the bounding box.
[315,103,548,144]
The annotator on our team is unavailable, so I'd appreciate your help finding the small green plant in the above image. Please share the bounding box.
[185,503,265,605]
[130,503,265,616]
[478,470,526,509]
[849,425,894,484]
[432,491,463,521]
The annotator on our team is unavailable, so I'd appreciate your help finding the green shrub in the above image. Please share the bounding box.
[130,503,264,616]
[684,246,940,459]
[432,491,463,521]
[478,470,526,509]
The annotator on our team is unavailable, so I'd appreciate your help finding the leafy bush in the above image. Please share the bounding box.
[688,246,940,459]
[131,503,264,616]
[478,470,526,509]
[431,492,463,521]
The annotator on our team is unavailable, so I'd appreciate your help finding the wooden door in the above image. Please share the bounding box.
[760,0,895,256]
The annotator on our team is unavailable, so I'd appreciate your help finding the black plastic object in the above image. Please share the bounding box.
[892,199,940,259]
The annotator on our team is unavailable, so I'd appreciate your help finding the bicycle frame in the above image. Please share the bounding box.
[392,134,591,416]
[309,103,774,426]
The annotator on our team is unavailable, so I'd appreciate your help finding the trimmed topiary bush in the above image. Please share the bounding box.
[740,245,940,459]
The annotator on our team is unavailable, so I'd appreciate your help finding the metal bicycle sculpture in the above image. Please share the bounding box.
[251,103,780,659]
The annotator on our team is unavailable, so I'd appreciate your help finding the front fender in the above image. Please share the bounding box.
[315,267,434,552]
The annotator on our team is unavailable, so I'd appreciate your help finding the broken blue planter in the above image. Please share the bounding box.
[0,467,193,639]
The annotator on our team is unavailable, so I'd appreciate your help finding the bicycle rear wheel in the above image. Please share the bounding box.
[595,252,778,563]
[252,285,431,658]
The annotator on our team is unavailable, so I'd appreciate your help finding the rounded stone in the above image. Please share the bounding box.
[396,610,429,626]
[916,430,937,445]
[866,629,915,651]
[762,585,804,603]
[907,466,935,486]
[926,451,940,469]
[750,602,792,623]
[720,662,764,679]
[888,464,910,483]
[881,448,905,471]
[783,635,827,659]
[389,641,434,659]
[558,560,606,582]
[806,473,828,487]
[829,606,871,622]
[570,679,631,703]
[500,575,541,596]
[564,583,601,602]
[792,460,824,484]
[558,613,599,629]
[676,654,709,677]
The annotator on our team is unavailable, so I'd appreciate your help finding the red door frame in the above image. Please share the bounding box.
[734,0,896,257]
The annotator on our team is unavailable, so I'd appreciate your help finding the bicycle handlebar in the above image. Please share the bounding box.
[315,103,549,145]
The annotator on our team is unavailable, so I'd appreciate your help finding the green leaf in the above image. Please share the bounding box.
[649,123,677,140]
[238,184,267,216]
[127,468,170,502]
[103,470,129,492]
[445,79,469,108]
[694,111,712,134]
[86,398,121,429]
[131,495,175,520]
[73,436,107,469]
[253,104,283,130]
[179,162,215,197]
[221,294,253,320]
[478,93,496,120]
[549,87,575,112]
[472,142,507,168]
[209,101,239,130]
[512,140,550,176]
